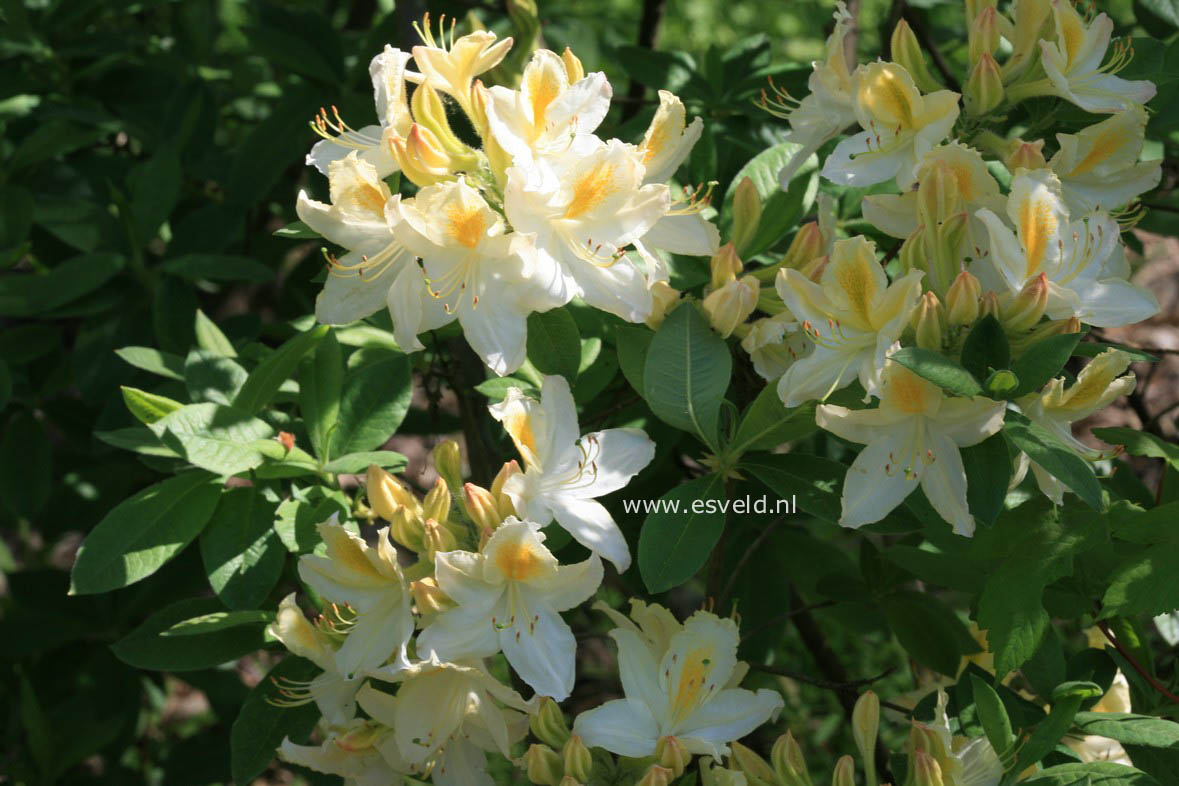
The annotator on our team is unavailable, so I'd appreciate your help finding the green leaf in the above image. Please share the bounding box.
[127,146,181,243]
[151,403,275,476]
[162,610,275,637]
[526,308,581,381]
[1015,692,1086,774]
[95,427,180,458]
[1020,761,1160,785]
[111,597,270,671]
[475,376,538,401]
[230,656,321,785]
[185,348,249,405]
[334,350,413,455]
[960,432,1012,528]
[1092,428,1179,471]
[0,253,124,317]
[300,329,342,461]
[199,487,284,610]
[1136,0,1179,31]
[234,325,328,414]
[194,308,237,357]
[160,254,275,283]
[643,303,731,449]
[741,453,845,523]
[638,474,726,593]
[890,346,983,397]
[70,472,221,594]
[274,220,319,239]
[961,315,1010,381]
[322,450,408,475]
[0,411,51,519]
[0,360,10,412]
[971,674,1015,758]
[114,346,186,381]
[1011,333,1084,397]
[1005,411,1103,510]
[729,386,817,457]
[616,324,654,395]
[1100,542,1179,619]
[722,142,818,258]
[274,488,351,553]
[1073,713,1179,748]
[121,386,183,425]
[882,590,979,676]
[1074,342,1158,363]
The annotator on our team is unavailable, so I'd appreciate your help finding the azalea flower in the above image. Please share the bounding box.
[975,169,1159,328]
[395,179,564,375]
[740,312,813,382]
[297,521,415,678]
[278,720,411,786]
[360,657,535,786]
[416,518,603,700]
[412,17,513,117]
[297,152,443,351]
[774,236,924,407]
[1034,0,1156,113]
[1065,670,1133,766]
[916,689,1004,786]
[488,374,656,572]
[821,61,960,189]
[1013,349,1135,503]
[816,362,1006,536]
[504,136,670,322]
[1048,107,1162,214]
[573,609,784,759]
[268,593,364,724]
[307,45,414,177]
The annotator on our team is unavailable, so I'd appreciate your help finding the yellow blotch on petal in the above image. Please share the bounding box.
[1069,125,1129,176]
[495,539,546,581]
[446,203,487,249]
[1019,195,1058,277]
[859,64,917,129]
[833,250,880,326]
[888,365,936,415]
[564,163,618,219]
[669,646,717,725]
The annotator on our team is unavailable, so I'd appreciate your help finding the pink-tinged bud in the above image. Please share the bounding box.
[852,691,880,785]
[656,736,692,777]
[912,291,947,350]
[1010,316,1083,355]
[980,290,1001,320]
[729,741,777,783]
[946,270,982,326]
[731,176,763,257]
[709,243,744,289]
[784,221,826,271]
[969,6,1001,63]
[966,0,997,19]
[799,254,830,283]
[463,482,503,531]
[422,517,457,557]
[832,755,856,786]
[561,47,585,82]
[366,464,418,521]
[422,477,451,526]
[522,744,563,786]
[1004,137,1047,171]
[703,275,759,338]
[489,461,520,518]
[529,697,571,749]
[917,161,962,228]
[431,439,464,495]
[410,82,473,161]
[558,778,583,786]
[1003,273,1049,331]
[561,736,592,783]
[334,721,383,752]
[965,52,1004,116]
[637,766,674,786]
[912,751,946,786]
[646,280,683,329]
[391,124,455,187]
[891,20,942,94]
[410,576,453,618]
[772,731,814,786]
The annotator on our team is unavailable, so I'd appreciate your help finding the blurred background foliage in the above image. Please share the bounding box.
[1,0,1177,784]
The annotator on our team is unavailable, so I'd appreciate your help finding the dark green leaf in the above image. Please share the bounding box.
[971,674,1014,758]
[112,597,270,671]
[1092,428,1179,471]
[300,329,343,461]
[274,488,351,553]
[0,411,51,519]
[194,309,237,357]
[527,308,581,382]
[185,348,249,405]
[322,451,408,475]
[234,325,328,414]
[152,403,275,476]
[160,254,275,283]
[616,324,654,395]
[121,386,183,425]
[128,146,181,243]
[722,142,818,258]
[1020,761,1160,785]
[200,487,284,610]
[742,453,845,523]
[231,656,321,785]
[1011,333,1084,397]
[0,253,124,317]
[638,474,726,593]
[115,346,186,381]
[335,350,413,454]
[890,346,983,397]
[961,315,1010,381]
[729,386,817,457]
[1015,692,1085,773]
[1073,713,1179,748]
[882,590,979,676]
[961,432,1012,528]
[1005,411,1103,510]
[1100,542,1179,619]
[162,610,275,637]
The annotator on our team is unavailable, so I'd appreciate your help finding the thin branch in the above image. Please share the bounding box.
[1097,620,1179,704]
[749,662,893,693]
[718,516,787,611]
[621,0,667,121]
[740,601,837,643]
[902,8,960,92]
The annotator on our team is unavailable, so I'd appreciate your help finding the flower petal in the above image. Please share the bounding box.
[543,494,631,572]
[573,698,661,758]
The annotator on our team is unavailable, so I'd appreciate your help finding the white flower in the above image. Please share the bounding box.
[297,152,443,351]
[816,362,1006,536]
[297,521,415,678]
[268,593,363,724]
[639,89,704,185]
[1048,107,1161,214]
[488,374,656,572]
[412,23,513,117]
[774,236,924,407]
[1037,0,1156,113]
[975,168,1159,328]
[307,46,414,177]
[417,518,603,700]
[1065,671,1133,766]
[278,720,410,786]
[573,609,783,760]
[740,312,814,382]
[923,688,1004,786]
[821,61,960,189]
[360,657,535,786]
[395,179,565,375]
[504,137,670,322]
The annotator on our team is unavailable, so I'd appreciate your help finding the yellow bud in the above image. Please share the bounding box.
[917,161,962,229]
[561,736,592,783]
[980,290,1001,320]
[730,741,777,783]
[558,778,583,786]
[561,47,585,82]
[489,461,521,519]
[946,270,982,326]
[968,5,1001,64]
[898,229,929,280]
[645,280,683,329]
[1004,0,1053,81]
[912,751,946,786]
[529,697,571,749]
[931,213,970,296]
[523,743,563,786]
[912,291,947,350]
[832,755,855,786]
[890,20,942,94]
[785,221,826,270]
[852,691,880,785]
[772,731,814,786]
[366,464,419,521]
[410,576,453,619]
[731,176,763,257]
[637,765,674,786]
[656,735,692,778]
[432,439,464,494]
[964,52,1003,116]
[798,254,829,283]
[410,82,473,161]
[391,124,456,187]
[966,0,997,19]
[700,761,749,786]
[709,243,744,289]
[464,482,503,531]
[423,477,451,526]
[1004,137,1047,171]
[423,517,457,557]
[1002,272,1049,331]
[703,275,759,338]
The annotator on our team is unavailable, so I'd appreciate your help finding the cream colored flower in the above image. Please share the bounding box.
[1048,107,1161,214]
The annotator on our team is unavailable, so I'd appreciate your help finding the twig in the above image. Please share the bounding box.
[902,8,960,92]
[621,0,667,121]
[1097,620,1179,704]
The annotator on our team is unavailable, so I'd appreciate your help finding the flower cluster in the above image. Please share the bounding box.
[735,0,1160,536]
[299,18,716,376]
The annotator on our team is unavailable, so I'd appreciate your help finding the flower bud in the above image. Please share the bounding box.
[852,691,880,784]
[410,576,453,619]
[464,482,503,532]
[710,243,744,289]
[703,275,759,338]
[980,290,1001,320]
[366,465,419,521]
[646,280,683,329]
[946,270,982,326]
[911,751,946,786]
[782,221,826,272]
[964,52,1003,116]
[832,755,855,786]
[471,81,512,186]
[1002,273,1048,331]
[391,124,455,187]
[917,161,961,229]
[410,82,475,162]
[772,731,814,786]
[1009,316,1082,355]
[700,761,748,786]
[558,778,583,786]
[912,291,947,350]
[966,0,997,19]
[798,254,829,283]
[890,20,942,94]
[656,735,692,778]
[389,508,426,553]
[637,765,674,786]
[423,477,451,526]
[730,741,777,783]
[1005,0,1053,81]
[898,229,929,280]
[561,47,585,82]
[732,177,763,257]
[561,736,592,783]
[931,213,970,296]
[523,744,563,786]
[968,6,1000,64]
[490,461,521,518]
[1004,137,1047,172]
[423,517,457,557]
[530,697,571,749]
[432,440,464,496]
